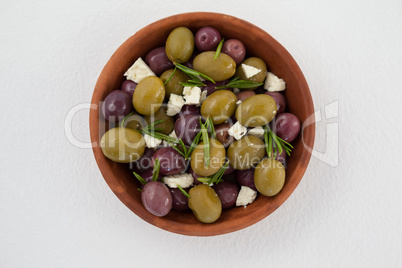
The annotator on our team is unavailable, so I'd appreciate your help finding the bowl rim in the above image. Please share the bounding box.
[89,12,315,236]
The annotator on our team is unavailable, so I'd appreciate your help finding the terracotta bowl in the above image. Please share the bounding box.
[89,12,315,236]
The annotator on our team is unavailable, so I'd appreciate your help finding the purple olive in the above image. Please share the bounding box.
[141,181,172,217]
[152,147,186,175]
[265,92,287,114]
[236,169,257,191]
[201,80,229,95]
[169,187,189,211]
[121,80,137,97]
[129,147,155,173]
[221,39,246,65]
[223,164,235,175]
[145,46,174,76]
[174,114,201,146]
[140,168,162,184]
[215,122,235,147]
[195,27,221,51]
[272,113,300,142]
[213,182,239,209]
[101,90,132,122]
[180,105,201,117]
[236,91,255,101]
[189,167,203,185]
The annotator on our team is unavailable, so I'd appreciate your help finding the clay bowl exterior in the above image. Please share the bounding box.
[89,12,315,236]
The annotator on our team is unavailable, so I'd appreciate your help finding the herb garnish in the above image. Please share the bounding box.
[177,185,190,198]
[215,76,264,90]
[214,38,224,60]
[197,161,229,185]
[152,158,160,181]
[174,62,215,87]
[120,112,133,128]
[263,125,293,158]
[164,66,177,85]
[200,118,210,167]
[133,172,147,185]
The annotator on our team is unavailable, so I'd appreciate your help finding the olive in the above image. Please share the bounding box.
[190,139,225,177]
[160,69,189,98]
[122,111,146,131]
[143,106,174,135]
[100,127,145,163]
[254,158,285,196]
[235,94,277,127]
[201,90,237,124]
[193,51,236,81]
[214,122,235,147]
[165,27,194,63]
[188,184,222,223]
[235,57,267,90]
[133,76,165,115]
[227,135,265,170]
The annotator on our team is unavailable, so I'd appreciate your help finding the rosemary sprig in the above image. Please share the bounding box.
[177,185,190,198]
[174,62,215,84]
[152,159,160,182]
[185,130,202,158]
[164,66,177,85]
[214,38,224,60]
[120,112,133,128]
[263,125,293,158]
[215,76,264,89]
[197,161,229,185]
[133,172,147,185]
[200,118,210,167]
[142,119,164,131]
[206,117,216,139]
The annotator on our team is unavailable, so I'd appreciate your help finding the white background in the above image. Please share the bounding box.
[1,0,401,267]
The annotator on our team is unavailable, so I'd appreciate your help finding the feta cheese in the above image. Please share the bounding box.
[163,173,194,188]
[236,100,242,105]
[124,57,156,83]
[233,88,241,94]
[200,90,208,103]
[264,72,286,92]
[162,131,178,147]
[183,86,201,105]
[166,94,185,116]
[241,64,261,79]
[228,121,247,140]
[144,134,162,148]
[248,126,265,138]
[236,186,257,207]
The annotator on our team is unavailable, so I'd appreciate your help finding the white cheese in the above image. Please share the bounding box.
[236,186,257,207]
[241,63,261,79]
[166,94,185,116]
[264,72,286,92]
[228,121,247,140]
[163,173,194,188]
[162,130,178,147]
[236,100,242,105]
[200,90,208,103]
[233,88,241,94]
[248,126,265,138]
[124,57,156,83]
[144,134,162,148]
[183,86,202,105]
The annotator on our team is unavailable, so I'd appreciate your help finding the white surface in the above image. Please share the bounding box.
[1,0,402,267]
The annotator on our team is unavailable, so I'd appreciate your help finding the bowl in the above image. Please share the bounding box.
[89,12,315,236]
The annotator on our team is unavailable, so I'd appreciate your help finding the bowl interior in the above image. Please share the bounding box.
[90,12,315,236]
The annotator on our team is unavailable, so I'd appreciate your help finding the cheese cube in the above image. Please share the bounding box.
[200,90,208,103]
[124,57,156,83]
[264,72,286,92]
[162,131,178,147]
[163,173,194,188]
[144,134,162,148]
[236,186,257,207]
[233,88,241,94]
[248,126,265,138]
[228,121,247,140]
[183,86,201,105]
[241,64,261,79]
[236,100,242,105]
[166,94,185,116]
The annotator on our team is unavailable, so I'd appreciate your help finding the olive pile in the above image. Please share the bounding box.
[100,26,301,224]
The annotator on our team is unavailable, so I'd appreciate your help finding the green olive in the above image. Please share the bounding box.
[235,94,277,127]
[160,69,189,98]
[190,139,226,177]
[235,57,267,90]
[201,90,237,124]
[100,127,145,163]
[165,27,194,63]
[188,184,222,223]
[143,106,174,135]
[193,52,236,81]
[121,111,146,131]
[254,158,285,196]
[227,135,265,170]
[133,76,165,115]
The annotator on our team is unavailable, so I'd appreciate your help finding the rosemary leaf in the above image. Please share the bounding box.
[186,130,202,159]
[152,159,160,182]
[177,185,190,198]
[120,112,133,128]
[133,172,147,185]
[214,38,224,60]
[164,66,177,85]
[201,122,210,167]
[174,63,215,83]
[215,79,264,90]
